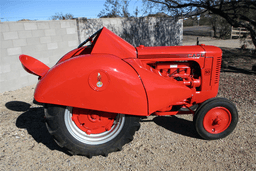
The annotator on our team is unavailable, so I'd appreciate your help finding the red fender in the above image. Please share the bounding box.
[19,54,50,77]
[34,54,148,115]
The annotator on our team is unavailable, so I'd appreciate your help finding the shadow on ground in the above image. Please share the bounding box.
[221,66,256,75]
[5,101,70,155]
[5,101,31,112]
[142,116,202,139]
[220,47,256,75]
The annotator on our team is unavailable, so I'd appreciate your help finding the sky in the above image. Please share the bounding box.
[0,0,144,22]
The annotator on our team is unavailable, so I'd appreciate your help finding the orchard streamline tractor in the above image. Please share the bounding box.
[19,27,238,157]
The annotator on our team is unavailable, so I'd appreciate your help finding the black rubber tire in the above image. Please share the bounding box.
[193,98,238,140]
[44,104,140,157]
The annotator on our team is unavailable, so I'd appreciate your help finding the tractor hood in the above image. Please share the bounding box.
[136,45,206,59]
[91,27,137,58]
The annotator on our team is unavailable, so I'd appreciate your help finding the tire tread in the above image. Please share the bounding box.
[44,105,141,157]
[194,97,238,140]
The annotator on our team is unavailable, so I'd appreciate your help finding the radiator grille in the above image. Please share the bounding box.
[215,56,222,84]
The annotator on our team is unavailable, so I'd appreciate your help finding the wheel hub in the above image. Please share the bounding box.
[203,107,232,134]
[212,116,221,126]
[71,108,117,135]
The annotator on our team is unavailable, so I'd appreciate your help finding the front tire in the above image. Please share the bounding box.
[45,104,140,157]
[193,98,238,140]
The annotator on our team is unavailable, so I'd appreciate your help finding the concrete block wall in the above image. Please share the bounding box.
[1,18,182,93]
[77,18,124,44]
[77,17,183,47]
[0,20,79,93]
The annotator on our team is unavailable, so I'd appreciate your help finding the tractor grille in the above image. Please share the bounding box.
[215,56,222,84]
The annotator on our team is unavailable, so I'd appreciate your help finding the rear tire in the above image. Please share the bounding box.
[193,98,238,140]
[45,104,140,157]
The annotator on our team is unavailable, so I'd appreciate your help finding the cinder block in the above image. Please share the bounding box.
[48,52,62,61]
[16,76,30,88]
[18,30,33,38]
[21,45,46,56]
[51,35,62,42]
[61,21,71,28]
[1,40,13,49]
[62,34,77,42]
[21,45,35,55]
[68,40,78,47]
[51,48,64,56]
[47,42,58,50]
[7,47,22,56]
[10,62,23,71]
[3,32,19,40]
[37,22,50,29]
[9,22,24,31]
[40,36,52,43]
[39,50,53,59]
[66,27,76,34]
[34,44,47,52]
[45,29,56,36]
[0,81,10,93]
[0,48,8,58]
[20,69,30,77]
[2,71,20,81]
[0,64,11,73]
[56,28,67,36]
[13,39,27,47]
[49,21,61,29]
[28,75,38,85]
[58,41,68,48]
[0,23,10,32]
[24,23,38,30]
[1,55,17,65]
[0,83,7,93]
[27,37,40,45]
[32,30,45,37]
[69,21,76,27]
[2,79,22,92]
[60,47,74,54]
[14,79,24,90]
[0,75,3,82]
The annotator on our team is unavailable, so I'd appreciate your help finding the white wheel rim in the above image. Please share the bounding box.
[64,107,125,145]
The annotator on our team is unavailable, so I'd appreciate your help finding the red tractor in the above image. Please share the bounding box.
[19,27,238,157]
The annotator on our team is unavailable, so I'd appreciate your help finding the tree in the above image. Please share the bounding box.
[209,14,231,38]
[145,0,256,47]
[50,12,74,20]
[198,12,231,38]
[134,6,139,17]
[122,0,130,17]
[98,0,130,18]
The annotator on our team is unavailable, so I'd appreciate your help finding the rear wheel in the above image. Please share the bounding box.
[45,104,140,157]
[193,98,238,140]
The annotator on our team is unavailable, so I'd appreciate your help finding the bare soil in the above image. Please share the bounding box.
[1,37,256,170]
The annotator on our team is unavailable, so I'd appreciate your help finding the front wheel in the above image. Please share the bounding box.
[193,98,238,140]
[45,105,140,157]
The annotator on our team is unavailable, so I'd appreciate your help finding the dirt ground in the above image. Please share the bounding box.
[0,36,255,170]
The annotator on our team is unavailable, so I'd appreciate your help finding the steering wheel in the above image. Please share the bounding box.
[77,28,102,48]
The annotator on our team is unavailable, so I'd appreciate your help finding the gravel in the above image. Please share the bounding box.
[1,37,255,170]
